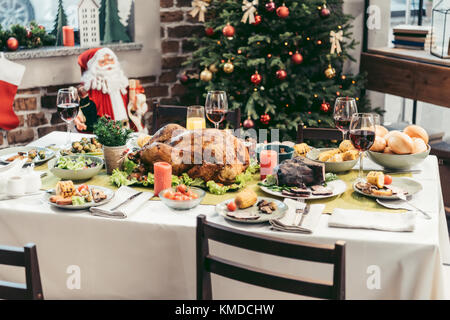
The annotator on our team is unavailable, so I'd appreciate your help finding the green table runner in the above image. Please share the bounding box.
[37,163,410,212]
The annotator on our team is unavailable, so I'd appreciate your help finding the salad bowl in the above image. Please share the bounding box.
[49,155,104,181]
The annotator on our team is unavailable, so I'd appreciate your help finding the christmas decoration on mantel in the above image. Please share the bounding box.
[52,0,68,46]
[0,22,55,51]
[184,0,378,140]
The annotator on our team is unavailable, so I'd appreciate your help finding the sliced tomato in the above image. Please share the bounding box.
[164,191,174,199]
[384,175,393,185]
[177,184,188,194]
[227,201,237,212]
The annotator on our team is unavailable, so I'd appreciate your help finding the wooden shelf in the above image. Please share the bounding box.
[360,50,450,108]
[368,47,450,67]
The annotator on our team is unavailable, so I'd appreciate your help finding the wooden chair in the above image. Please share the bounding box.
[297,125,343,143]
[0,243,44,300]
[151,103,241,134]
[196,215,346,300]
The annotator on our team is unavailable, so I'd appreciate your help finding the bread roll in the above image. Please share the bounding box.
[339,140,355,153]
[370,136,387,152]
[235,189,257,209]
[412,137,427,154]
[375,125,389,138]
[383,147,394,154]
[328,153,344,162]
[343,149,359,161]
[387,132,414,154]
[384,130,400,142]
[367,171,384,188]
[404,125,429,144]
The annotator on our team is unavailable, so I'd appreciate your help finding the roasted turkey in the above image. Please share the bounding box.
[138,124,250,184]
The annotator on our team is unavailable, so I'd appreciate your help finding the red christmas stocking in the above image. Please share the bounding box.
[0,54,25,130]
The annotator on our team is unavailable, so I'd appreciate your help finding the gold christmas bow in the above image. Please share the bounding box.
[190,0,209,22]
[330,30,343,54]
[241,0,258,24]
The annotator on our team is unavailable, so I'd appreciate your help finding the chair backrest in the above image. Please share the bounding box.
[196,215,346,300]
[0,243,44,300]
[151,103,241,134]
[297,125,342,143]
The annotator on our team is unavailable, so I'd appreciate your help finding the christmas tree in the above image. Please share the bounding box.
[183,0,376,140]
[51,0,68,46]
[102,0,130,43]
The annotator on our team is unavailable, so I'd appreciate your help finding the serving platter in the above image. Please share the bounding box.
[45,185,115,210]
[0,146,55,166]
[352,177,422,200]
[259,179,347,200]
[216,197,287,224]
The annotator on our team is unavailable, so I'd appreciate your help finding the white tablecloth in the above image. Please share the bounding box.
[0,131,449,300]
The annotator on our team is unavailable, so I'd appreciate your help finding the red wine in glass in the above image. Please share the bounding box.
[57,103,79,122]
[206,109,226,125]
[350,129,375,151]
[335,118,351,131]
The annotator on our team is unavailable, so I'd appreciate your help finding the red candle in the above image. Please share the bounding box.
[260,149,278,180]
[63,26,74,47]
[154,162,172,196]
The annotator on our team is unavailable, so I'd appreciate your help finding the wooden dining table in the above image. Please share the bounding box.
[0,131,448,299]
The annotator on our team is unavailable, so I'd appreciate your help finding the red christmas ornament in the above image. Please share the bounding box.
[276,4,289,18]
[265,0,276,12]
[243,118,254,129]
[26,29,32,39]
[292,51,303,64]
[260,113,271,125]
[276,69,287,80]
[252,14,262,25]
[7,37,19,51]
[38,25,45,30]
[320,101,331,113]
[222,24,235,38]
[205,27,214,37]
[319,5,331,18]
[251,71,262,85]
[180,74,189,83]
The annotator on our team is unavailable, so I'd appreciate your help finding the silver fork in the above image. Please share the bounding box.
[397,193,431,220]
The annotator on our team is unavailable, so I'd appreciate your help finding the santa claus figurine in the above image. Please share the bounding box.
[74,47,148,132]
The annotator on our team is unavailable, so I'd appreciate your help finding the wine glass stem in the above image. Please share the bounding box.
[66,122,71,146]
[215,122,219,129]
[359,151,364,180]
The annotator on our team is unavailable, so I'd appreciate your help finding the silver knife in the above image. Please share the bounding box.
[109,192,143,211]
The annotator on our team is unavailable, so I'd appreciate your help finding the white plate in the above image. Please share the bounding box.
[353,177,422,200]
[45,185,114,210]
[259,179,347,200]
[216,197,287,224]
[0,146,55,166]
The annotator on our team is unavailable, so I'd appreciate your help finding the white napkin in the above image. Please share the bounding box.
[270,198,325,234]
[89,186,153,219]
[328,208,416,232]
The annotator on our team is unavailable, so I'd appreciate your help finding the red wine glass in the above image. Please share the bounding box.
[349,113,376,181]
[57,87,79,147]
[205,91,228,129]
[333,97,358,140]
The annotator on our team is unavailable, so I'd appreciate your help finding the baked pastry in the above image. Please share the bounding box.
[293,143,311,157]
[318,149,340,162]
[367,171,384,189]
[339,140,355,153]
[404,125,429,144]
[412,137,427,154]
[328,153,344,162]
[235,189,257,209]
[343,149,359,161]
[56,181,75,198]
[375,125,389,138]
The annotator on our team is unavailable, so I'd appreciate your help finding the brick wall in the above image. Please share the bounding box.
[1,0,201,148]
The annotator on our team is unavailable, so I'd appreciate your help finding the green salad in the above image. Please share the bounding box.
[56,156,100,170]
[110,158,260,195]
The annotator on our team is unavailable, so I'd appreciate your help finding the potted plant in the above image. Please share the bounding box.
[93,116,132,174]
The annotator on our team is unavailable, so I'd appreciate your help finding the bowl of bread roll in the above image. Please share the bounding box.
[367,124,430,169]
[306,140,359,173]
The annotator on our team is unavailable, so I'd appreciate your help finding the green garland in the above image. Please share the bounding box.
[0,22,56,51]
